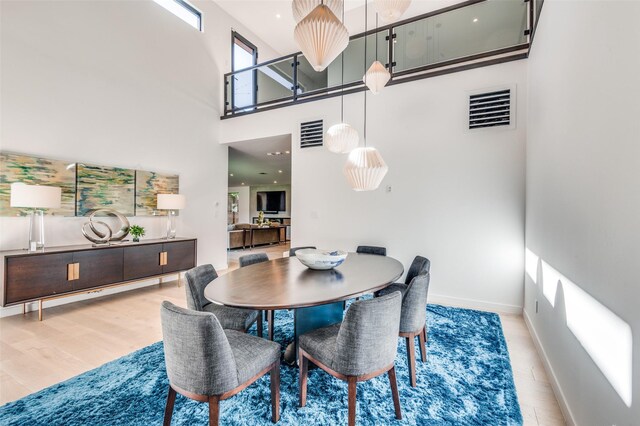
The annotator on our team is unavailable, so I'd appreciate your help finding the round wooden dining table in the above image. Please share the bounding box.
[204,252,404,364]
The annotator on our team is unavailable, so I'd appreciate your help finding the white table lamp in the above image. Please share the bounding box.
[157,194,186,239]
[10,183,62,251]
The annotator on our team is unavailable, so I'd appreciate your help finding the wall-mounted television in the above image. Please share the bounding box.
[257,191,286,213]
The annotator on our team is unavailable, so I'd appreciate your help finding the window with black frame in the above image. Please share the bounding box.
[232,32,258,111]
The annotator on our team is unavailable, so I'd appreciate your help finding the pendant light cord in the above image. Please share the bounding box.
[363,0,368,146]
[340,0,345,123]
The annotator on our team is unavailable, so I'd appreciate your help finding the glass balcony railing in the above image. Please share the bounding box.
[223,0,538,117]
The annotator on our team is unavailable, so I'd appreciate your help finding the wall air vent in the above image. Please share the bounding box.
[468,88,513,130]
[300,119,323,148]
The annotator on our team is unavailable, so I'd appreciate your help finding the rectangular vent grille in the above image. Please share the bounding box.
[469,89,511,129]
[300,119,323,148]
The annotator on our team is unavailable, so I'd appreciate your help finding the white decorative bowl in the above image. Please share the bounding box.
[296,249,348,270]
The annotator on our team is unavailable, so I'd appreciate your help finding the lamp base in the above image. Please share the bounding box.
[28,210,45,252]
[165,210,177,239]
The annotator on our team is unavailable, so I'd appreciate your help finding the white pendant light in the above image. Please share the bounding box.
[344,147,389,191]
[344,0,388,191]
[294,4,349,72]
[374,0,411,23]
[326,123,359,153]
[292,0,343,22]
[363,60,390,94]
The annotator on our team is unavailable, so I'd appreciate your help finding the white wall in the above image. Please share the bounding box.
[0,0,276,315]
[228,185,250,224]
[221,60,527,313]
[525,1,640,424]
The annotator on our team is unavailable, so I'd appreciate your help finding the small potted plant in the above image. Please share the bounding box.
[129,225,145,242]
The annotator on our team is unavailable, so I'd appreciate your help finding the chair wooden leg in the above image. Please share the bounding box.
[163,386,177,426]
[387,367,402,420]
[406,336,417,387]
[268,310,274,341]
[257,312,263,338]
[299,351,308,407]
[271,360,280,423]
[418,327,427,362]
[208,395,220,426]
[347,377,357,426]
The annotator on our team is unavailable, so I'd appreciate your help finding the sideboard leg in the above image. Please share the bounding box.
[38,300,43,321]
[22,303,26,315]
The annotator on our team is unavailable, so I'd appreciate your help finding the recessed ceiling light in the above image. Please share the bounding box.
[229,173,234,176]
[275,13,281,19]
[285,150,290,154]
[473,18,478,22]
[273,180,277,184]
[267,152,273,156]
[241,182,245,185]
[278,170,283,173]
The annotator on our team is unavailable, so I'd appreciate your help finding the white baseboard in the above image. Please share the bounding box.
[523,310,576,426]
[429,293,523,315]
[0,275,180,318]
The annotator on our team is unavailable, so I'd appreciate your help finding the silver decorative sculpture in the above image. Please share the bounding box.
[82,208,130,245]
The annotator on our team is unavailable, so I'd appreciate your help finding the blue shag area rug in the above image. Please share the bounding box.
[0,304,522,425]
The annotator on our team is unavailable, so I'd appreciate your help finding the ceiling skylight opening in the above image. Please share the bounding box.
[153,0,202,31]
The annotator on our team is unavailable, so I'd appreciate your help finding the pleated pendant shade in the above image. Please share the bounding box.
[344,147,389,191]
[363,60,391,94]
[326,123,359,153]
[294,5,349,72]
[374,0,411,23]
[292,0,343,22]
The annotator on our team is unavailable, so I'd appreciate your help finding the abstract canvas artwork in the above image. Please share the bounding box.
[0,152,76,216]
[76,163,135,216]
[135,171,179,216]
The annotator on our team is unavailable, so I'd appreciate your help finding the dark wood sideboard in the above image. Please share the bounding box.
[0,237,197,320]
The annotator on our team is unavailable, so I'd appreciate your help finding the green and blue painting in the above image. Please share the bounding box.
[135,171,179,216]
[76,164,135,216]
[0,152,76,216]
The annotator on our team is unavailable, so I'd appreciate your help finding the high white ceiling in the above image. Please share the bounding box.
[227,134,292,187]
[215,0,461,58]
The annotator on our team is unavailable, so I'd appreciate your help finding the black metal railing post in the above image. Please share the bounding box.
[292,55,299,101]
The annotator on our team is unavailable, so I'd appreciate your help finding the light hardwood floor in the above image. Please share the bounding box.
[0,242,565,425]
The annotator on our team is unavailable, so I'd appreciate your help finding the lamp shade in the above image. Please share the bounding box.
[10,183,61,209]
[292,0,343,22]
[374,0,411,23]
[157,194,186,210]
[326,122,359,153]
[294,4,349,72]
[343,147,389,191]
[363,60,391,94]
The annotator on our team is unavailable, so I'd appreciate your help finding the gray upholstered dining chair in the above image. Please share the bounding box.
[289,246,316,257]
[356,245,387,256]
[160,301,280,426]
[238,252,269,267]
[238,253,274,340]
[184,264,262,337]
[375,255,430,297]
[377,272,431,387]
[298,292,403,426]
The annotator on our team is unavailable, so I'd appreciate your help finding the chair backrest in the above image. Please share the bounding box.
[289,246,316,257]
[356,245,387,256]
[239,253,269,267]
[184,264,218,311]
[405,255,431,285]
[334,292,402,376]
[400,273,431,333]
[160,301,239,396]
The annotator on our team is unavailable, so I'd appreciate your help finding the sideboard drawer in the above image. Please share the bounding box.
[163,240,196,273]
[123,244,163,281]
[72,248,124,291]
[5,253,74,304]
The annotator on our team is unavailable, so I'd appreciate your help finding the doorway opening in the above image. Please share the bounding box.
[226,134,292,269]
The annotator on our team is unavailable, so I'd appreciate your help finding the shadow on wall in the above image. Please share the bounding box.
[525,248,633,408]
